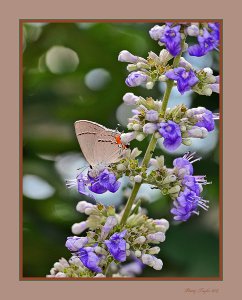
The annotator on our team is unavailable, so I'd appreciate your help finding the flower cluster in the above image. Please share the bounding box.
[47,202,169,277]
[149,22,220,57]
[47,21,219,278]
[119,47,219,96]
[120,94,218,151]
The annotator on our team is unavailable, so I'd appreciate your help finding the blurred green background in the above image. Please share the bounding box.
[22,22,220,277]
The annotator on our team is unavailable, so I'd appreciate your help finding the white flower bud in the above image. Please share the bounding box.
[159,75,167,82]
[179,57,192,69]
[126,250,131,256]
[154,219,169,231]
[146,82,154,89]
[53,262,64,271]
[163,174,177,184]
[153,258,163,270]
[117,164,126,171]
[126,243,130,250]
[76,201,94,213]
[50,268,56,275]
[147,232,166,243]
[134,236,146,244]
[203,67,213,76]
[137,62,149,69]
[143,123,158,134]
[127,123,134,130]
[149,25,165,40]
[188,126,208,138]
[94,273,106,277]
[159,49,173,63]
[136,133,146,141]
[121,132,137,144]
[168,185,181,194]
[154,131,161,139]
[130,147,142,159]
[95,246,108,255]
[135,250,142,257]
[133,123,142,131]
[203,87,213,96]
[71,221,87,235]
[208,83,219,93]
[148,246,160,255]
[123,92,139,105]
[127,64,138,72]
[118,50,138,63]
[55,272,67,277]
[134,175,142,183]
[186,24,200,36]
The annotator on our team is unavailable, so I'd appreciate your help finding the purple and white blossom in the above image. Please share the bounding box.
[118,50,139,63]
[125,71,149,87]
[165,67,198,94]
[160,24,182,57]
[188,27,219,57]
[123,92,139,105]
[105,230,127,262]
[149,25,165,41]
[65,236,88,252]
[158,120,182,151]
[78,246,102,273]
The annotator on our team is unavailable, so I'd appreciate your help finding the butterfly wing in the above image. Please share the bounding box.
[93,130,123,166]
[74,120,108,166]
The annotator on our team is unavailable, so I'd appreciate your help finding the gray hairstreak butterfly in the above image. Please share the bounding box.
[74,120,125,174]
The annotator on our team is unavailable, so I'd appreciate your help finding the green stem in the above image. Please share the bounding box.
[120,39,185,227]
[120,134,157,226]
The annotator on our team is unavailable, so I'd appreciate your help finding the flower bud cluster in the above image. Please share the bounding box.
[120,95,218,151]
[149,22,220,58]
[118,49,173,89]
[48,202,169,277]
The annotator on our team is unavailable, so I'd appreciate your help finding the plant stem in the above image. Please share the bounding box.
[120,134,157,226]
[120,40,185,227]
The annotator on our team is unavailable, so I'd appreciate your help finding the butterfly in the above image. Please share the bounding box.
[74,120,125,172]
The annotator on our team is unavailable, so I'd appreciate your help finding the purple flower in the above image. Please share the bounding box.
[65,236,88,252]
[78,247,102,273]
[158,121,182,151]
[160,25,182,56]
[171,188,199,221]
[182,175,201,195]
[171,153,209,222]
[67,169,121,197]
[125,71,148,87]
[105,230,127,262]
[195,109,215,132]
[165,67,198,94]
[188,27,219,57]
